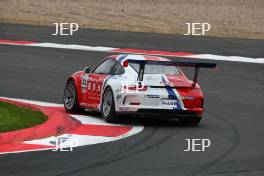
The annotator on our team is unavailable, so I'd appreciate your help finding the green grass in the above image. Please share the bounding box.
[0,102,47,133]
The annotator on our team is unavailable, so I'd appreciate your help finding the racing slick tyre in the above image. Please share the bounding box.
[179,116,201,125]
[63,80,81,113]
[102,87,117,123]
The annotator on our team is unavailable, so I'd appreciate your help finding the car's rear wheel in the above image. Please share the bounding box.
[102,87,117,122]
[63,80,80,113]
[179,116,201,125]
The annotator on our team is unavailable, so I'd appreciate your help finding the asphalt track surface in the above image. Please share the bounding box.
[0,23,264,176]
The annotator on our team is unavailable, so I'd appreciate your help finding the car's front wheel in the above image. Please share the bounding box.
[63,80,80,113]
[102,87,117,122]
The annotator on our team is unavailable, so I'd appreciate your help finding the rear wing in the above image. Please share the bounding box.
[127,59,217,87]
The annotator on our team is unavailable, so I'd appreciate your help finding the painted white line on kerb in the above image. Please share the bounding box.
[188,54,264,64]
[0,97,63,107]
[31,43,118,52]
[0,39,263,64]
[0,97,144,155]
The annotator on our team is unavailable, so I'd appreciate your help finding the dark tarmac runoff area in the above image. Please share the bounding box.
[0,23,264,176]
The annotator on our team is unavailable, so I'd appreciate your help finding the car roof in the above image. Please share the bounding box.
[109,54,171,63]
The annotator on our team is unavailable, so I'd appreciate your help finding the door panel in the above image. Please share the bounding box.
[81,73,108,110]
[79,58,122,110]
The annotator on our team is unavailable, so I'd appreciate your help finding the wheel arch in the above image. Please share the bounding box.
[66,76,81,99]
[65,71,84,107]
[100,84,110,107]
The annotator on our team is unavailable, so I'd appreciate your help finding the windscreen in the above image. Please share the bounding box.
[129,63,180,75]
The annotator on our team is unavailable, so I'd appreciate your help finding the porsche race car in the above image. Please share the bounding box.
[63,54,216,124]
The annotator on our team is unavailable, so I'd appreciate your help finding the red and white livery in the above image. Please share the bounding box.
[63,54,216,124]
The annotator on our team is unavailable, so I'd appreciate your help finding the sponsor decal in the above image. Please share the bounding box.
[161,99,178,107]
[111,75,128,81]
[147,95,160,98]
[120,107,130,111]
[161,75,185,110]
[81,74,89,88]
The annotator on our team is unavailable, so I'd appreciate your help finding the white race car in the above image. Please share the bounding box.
[63,54,216,124]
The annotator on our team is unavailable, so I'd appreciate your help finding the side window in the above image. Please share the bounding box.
[111,62,125,75]
[93,59,124,75]
[93,59,115,74]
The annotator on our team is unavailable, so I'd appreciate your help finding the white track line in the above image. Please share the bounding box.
[31,43,118,51]
[188,54,264,64]
[0,40,263,64]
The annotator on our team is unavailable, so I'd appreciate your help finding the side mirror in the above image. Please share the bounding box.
[84,67,90,73]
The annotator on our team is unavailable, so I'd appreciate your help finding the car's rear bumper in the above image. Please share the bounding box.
[116,107,202,119]
[114,89,203,119]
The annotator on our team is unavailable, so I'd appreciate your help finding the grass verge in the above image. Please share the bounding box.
[0,102,47,133]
